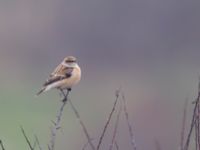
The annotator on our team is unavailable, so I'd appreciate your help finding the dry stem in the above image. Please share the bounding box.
[155,140,162,150]
[96,90,120,150]
[69,99,95,150]
[122,92,137,150]
[20,126,34,150]
[115,141,119,150]
[49,89,70,150]
[34,135,42,150]
[180,97,188,150]
[109,104,122,150]
[0,140,5,150]
[184,78,200,150]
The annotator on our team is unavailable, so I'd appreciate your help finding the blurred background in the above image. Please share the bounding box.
[0,0,200,149]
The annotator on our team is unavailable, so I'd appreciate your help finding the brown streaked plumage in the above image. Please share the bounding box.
[37,56,81,95]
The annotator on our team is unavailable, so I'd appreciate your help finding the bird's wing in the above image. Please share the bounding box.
[51,63,74,76]
[44,66,73,86]
[50,63,65,76]
[43,76,64,86]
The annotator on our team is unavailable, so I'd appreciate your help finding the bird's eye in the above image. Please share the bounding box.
[65,60,75,63]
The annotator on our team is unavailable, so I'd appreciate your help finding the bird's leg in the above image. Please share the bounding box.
[58,88,64,97]
[58,88,71,102]
[58,89,66,102]
[62,88,71,102]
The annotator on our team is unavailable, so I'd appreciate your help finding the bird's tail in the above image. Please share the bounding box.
[36,87,46,96]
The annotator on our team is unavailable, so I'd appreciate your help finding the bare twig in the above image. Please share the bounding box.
[155,140,162,150]
[82,141,90,150]
[198,103,200,150]
[180,97,188,150]
[48,145,51,150]
[109,104,122,150]
[69,99,95,150]
[82,139,95,150]
[0,140,5,150]
[20,126,34,150]
[34,135,42,150]
[96,90,120,150]
[195,102,200,150]
[184,100,199,150]
[122,92,137,150]
[33,138,37,150]
[115,141,119,150]
[49,89,70,150]
[184,78,200,150]
[195,116,198,150]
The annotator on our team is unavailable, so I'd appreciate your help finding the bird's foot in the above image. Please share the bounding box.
[67,88,72,92]
[62,98,68,103]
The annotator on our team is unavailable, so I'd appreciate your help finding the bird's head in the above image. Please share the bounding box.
[63,56,78,67]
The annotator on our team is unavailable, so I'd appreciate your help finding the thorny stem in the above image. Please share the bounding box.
[81,139,95,150]
[96,90,120,150]
[34,135,42,150]
[109,104,122,150]
[49,89,70,150]
[0,140,5,150]
[198,103,200,150]
[184,78,200,150]
[195,102,200,150]
[69,99,96,150]
[180,97,188,150]
[115,141,119,150]
[20,126,34,150]
[155,140,162,150]
[122,92,137,150]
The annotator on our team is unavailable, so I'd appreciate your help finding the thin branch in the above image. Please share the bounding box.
[33,139,37,150]
[109,104,122,150]
[184,78,200,150]
[0,140,5,150]
[195,115,198,150]
[155,140,162,150]
[180,97,188,150]
[49,89,70,150]
[115,141,119,150]
[195,102,200,150]
[34,135,43,150]
[82,139,95,150]
[20,126,34,150]
[48,145,51,150]
[96,90,120,150]
[122,92,137,150]
[184,99,199,150]
[82,141,89,150]
[198,102,200,150]
[69,99,95,150]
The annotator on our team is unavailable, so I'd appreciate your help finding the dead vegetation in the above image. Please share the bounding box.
[2,80,200,150]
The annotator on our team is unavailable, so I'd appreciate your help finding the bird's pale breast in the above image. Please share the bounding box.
[59,65,81,89]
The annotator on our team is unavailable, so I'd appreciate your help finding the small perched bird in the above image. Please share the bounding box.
[37,56,81,96]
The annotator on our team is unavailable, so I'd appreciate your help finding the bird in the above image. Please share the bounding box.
[36,56,81,96]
